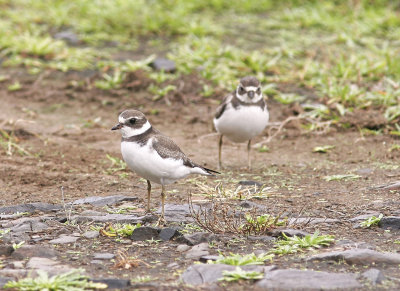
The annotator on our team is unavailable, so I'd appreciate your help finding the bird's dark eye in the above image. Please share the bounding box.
[239,86,246,94]
[256,87,261,94]
[129,118,136,125]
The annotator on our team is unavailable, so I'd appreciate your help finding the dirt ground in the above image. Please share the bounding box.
[1,67,400,289]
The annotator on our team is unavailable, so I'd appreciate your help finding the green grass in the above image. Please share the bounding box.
[360,214,383,228]
[1,0,400,128]
[4,269,107,290]
[219,267,264,282]
[210,252,274,266]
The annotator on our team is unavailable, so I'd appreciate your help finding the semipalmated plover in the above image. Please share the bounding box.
[112,109,218,223]
[213,76,269,169]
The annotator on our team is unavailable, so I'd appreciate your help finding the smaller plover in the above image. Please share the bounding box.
[213,76,269,169]
[112,109,218,223]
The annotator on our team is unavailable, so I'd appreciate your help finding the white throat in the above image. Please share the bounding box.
[121,120,151,138]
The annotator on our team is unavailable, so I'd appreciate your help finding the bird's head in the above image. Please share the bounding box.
[111,109,150,138]
[236,76,263,103]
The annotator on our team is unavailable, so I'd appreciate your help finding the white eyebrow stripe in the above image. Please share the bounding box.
[118,116,126,123]
[244,86,259,91]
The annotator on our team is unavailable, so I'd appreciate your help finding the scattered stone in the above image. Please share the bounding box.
[336,240,375,250]
[72,213,143,224]
[10,218,49,233]
[362,268,385,285]
[93,253,115,260]
[72,195,137,207]
[181,264,266,285]
[349,213,381,222]
[26,257,73,276]
[0,203,62,214]
[308,249,400,265]
[49,235,79,245]
[0,245,14,256]
[10,261,25,269]
[0,269,27,279]
[287,217,340,225]
[12,245,58,259]
[256,269,361,290]
[130,227,160,241]
[159,227,180,241]
[374,181,400,190]
[185,243,210,259]
[0,276,13,288]
[83,230,100,239]
[271,229,310,238]
[199,255,220,263]
[378,216,400,230]
[90,260,104,265]
[248,235,275,242]
[54,30,80,45]
[149,58,176,73]
[176,244,191,252]
[177,232,217,246]
[91,278,131,289]
[156,204,200,223]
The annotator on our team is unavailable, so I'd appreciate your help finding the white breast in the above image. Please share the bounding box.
[121,139,193,185]
[214,104,269,143]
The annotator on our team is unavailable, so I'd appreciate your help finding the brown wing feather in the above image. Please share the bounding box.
[214,93,233,119]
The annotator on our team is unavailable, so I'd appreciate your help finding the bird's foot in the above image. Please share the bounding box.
[156,216,166,227]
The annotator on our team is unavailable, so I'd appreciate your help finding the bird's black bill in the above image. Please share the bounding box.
[111,123,123,130]
[248,91,255,98]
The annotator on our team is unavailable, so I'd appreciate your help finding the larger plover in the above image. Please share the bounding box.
[112,109,218,223]
[213,76,269,169]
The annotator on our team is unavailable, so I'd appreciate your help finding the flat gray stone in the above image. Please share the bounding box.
[83,230,99,239]
[49,235,79,244]
[0,269,27,279]
[0,245,13,256]
[177,232,217,246]
[256,269,361,290]
[349,213,381,222]
[156,204,200,223]
[26,257,73,276]
[271,229,310,238]
[308,249,400,265]
[12,245,58,259]
[379,216,400,230]
[180,264,267,285]
[159,227,180,241]
[149,58,176,73]
[91,278,131,289]
[185,243,210,259]
[0,276,13,288]
[72,214,143,224]
[176,244,191,252]
[288,217,340,225]
[72,195,137,206]
[0,203,61,214]
[130,227,160,241]
[362,268,385,285]
[93,253,115,260]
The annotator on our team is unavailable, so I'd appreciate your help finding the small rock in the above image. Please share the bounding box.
[0,245,14,256]
[72,195,137,207]
[362,268,385,285]
[287,217,340,225]
[375,181,400,190]
[199,255,220,263]
[308,249,400,265]
[80,210,104,216]
[248,235,275,242]
[176,244,191,252]
[349,213,381,222]
[93,253,115,260]
[271,229,310,238]
[83,231,100,239]
[256,269,361,290]
[91,278,131,289]
[130,227,160,241]
[54,30,79,45]
[0,276,13,288]
[26,257,72,276]
[379,216,400,230]
[12,245,58,259]
[72,214,143,224]
[336,240,375,250]
[90,260,104,265]
[0,269,27,278]
[149,58,176,73]
[177,232,216,246]
[185,243,210,259]
[156,204,200,223]
[167,262,180,269]
[49,235,79,245]
[11,261,25,269]
[159,227,180,241]
[181,264,266,285]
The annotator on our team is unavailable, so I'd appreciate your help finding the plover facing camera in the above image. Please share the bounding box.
[213,76,269,169]
[112,109,218,224]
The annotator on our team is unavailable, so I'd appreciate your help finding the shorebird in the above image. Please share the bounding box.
[213,76,269,169]
[112,109,218,224]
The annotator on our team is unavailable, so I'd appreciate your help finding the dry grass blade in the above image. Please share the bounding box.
[114,250,149,270]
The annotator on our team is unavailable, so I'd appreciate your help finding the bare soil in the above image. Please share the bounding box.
[1,67,400,290]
